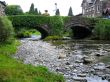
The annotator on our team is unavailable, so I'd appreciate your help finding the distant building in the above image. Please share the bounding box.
[0,1,6,16]
[81,0,110,17]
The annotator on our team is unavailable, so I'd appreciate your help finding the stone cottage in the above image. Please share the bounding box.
[0,1,6,16]
[81,0,110,17]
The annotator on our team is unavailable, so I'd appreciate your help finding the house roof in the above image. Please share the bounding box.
[0,1,6,6]
[81,0,97,7]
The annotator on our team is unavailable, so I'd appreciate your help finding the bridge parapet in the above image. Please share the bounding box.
[64,16,95,39]
[65,16,95,30]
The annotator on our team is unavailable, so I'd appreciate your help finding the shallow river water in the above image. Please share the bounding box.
[51,40,110,82]
[15,37,110,82]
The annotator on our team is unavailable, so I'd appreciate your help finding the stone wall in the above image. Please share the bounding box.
[0,1,6,16]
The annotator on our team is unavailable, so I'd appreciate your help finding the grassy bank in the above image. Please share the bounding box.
[0,41,65,82]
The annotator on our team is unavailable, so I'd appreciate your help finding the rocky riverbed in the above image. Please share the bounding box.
[14,39,110,82]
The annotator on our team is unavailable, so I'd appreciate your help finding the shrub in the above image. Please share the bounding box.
[93,19,110,40]
[44,36,63,41]
[15,28,31,38]
[0,16,14,43]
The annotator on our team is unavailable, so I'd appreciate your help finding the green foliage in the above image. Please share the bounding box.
[38,10,42,15]
[15,28,31,38]
[8,15,50,28]
[28,3,39,15]
[55,9,60,16]
[5,5,23,15]
[29,3,35,14]
[8,15,67,36]
[0,41,65,82]
[49,16,64,36]
[35,8,38,15]
[29,29,41,35]
[44,36,63,41]
[0,40,20,56]
[0,16,14,43]
[15,28,41,38]
[93,19,110,40]
[68,7,73,16]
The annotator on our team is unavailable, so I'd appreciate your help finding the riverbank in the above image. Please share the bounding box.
[14,39,110,82]
[0,40,64,82]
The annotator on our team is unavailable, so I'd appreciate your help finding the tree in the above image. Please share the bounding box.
[5,5,23,15]
[38,10,41,15]
[29,3,35,14]
[34,8,38,15]
[68,6,73,16]
[55,9,60,15]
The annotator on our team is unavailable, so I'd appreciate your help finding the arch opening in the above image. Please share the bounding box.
[71,26,92,39]
[33,25,49,39]
[15,25,49,40]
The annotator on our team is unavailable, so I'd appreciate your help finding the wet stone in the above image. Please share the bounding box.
[65,62,71,65]
[14,40,110,82]
[73,77,87,82]
[77,74,87,77]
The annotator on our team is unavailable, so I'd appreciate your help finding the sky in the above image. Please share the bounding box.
[4,0,83,16]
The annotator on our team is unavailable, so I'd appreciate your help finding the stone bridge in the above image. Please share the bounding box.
[9,16,95,39]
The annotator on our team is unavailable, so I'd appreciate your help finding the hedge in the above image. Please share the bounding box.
[8,15,70,36]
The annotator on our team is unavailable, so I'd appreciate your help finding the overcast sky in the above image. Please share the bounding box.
[4,0,83,16]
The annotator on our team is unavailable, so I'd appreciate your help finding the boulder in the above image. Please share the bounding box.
[73,77,87,82]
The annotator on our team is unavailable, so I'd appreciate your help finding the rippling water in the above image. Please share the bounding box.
[51,40,110,82]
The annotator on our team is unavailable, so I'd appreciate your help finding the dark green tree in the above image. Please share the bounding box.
[5,5,23,15]
[68,6,73,16]
[34,8,38,15]
[38,10,41,15]
[29,3,35,14]
[55,9,60,15]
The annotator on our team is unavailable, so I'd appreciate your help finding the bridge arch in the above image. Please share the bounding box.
[65,24,92,39]
[22,24,50,39]
[32,24,50,39]
[64,16,93,39]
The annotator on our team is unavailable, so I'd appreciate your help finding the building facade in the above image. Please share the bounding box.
[81,0,110,17]
[0,1,6,16]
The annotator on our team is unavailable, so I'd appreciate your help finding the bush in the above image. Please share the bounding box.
[15,28,31,38]
[8,15,70,36]
[0,16,14,43]
[93,19,110,40]
[44,36,63,41]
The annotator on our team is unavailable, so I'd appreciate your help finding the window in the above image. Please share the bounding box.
[97,5,100,12]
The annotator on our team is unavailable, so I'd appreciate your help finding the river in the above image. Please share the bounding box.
[50,40,110,82]
[15,35,110,82]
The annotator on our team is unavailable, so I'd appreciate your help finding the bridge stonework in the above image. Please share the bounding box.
[9,16,96,39]
[64,16,95,39]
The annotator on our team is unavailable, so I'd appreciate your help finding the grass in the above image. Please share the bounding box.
[0,41,65,82]
[44,36,63,41]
